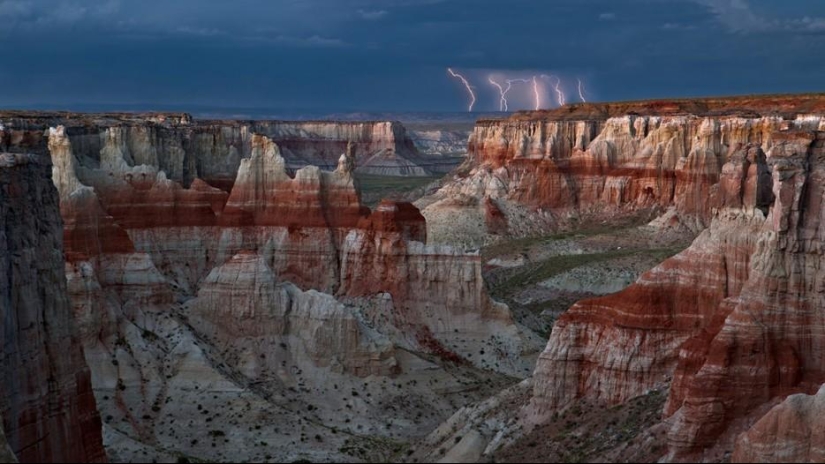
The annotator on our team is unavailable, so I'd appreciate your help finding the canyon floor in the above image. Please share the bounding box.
[399,214,695,463]
[480,214,694,339]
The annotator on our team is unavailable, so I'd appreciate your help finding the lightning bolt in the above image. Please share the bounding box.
[541,74,566,107]
[577,79,587,103]
[488,77,514,111]
[447,68,476,112]
[532,76,541,111]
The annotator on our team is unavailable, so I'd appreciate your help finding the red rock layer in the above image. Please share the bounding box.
[422,107,824,247]
[80,172,228,229]
[501,94,825,121]
[664,131,825,457]
[530,207,764,413]
[45,125,524,372]
[61,187,137,261]
[357,200,427,243]
[220,134,368,228]
[0,153,105,463]
[529,130,825,459]
[339,217,522,371]
[464,116,806,227]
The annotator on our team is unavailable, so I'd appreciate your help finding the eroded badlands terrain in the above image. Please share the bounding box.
[3,95,825,463]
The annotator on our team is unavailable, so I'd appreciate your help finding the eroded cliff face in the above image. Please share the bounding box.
[43,123,531,461]
[188,252,399,379]
[419,99,825,247]
[732,384,825,463]
[1,112,441,184]
[527,128,825,460]
[0,153,105,463]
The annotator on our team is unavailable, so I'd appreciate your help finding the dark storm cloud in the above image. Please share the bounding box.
[1,0,824,111]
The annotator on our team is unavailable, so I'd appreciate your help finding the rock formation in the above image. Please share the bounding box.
[409,128,471,158]
[0,111,446,182]
[19,95,825,462]
[525,125,825,459]
[394,95,825,462]
[221,134,367,228]
[188,252,398,379]
[418,96,825,247]
[0,153,105,463]
[38,119,531,461]
[732,384,825,463]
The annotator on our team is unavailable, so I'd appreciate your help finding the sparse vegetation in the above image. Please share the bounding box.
[354,173,443,207]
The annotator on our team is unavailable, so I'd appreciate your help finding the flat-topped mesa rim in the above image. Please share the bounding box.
[476,92,825,123]
[0,109,411,128]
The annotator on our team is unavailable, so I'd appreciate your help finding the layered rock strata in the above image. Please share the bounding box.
[418,95,825,246]
[732,384,825,463]
[1,112,442,183]
[41,117,531,460]
[188,252,399,378]
[528,128,825,459]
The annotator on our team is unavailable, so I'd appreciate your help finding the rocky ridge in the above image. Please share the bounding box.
[1,111,454,184]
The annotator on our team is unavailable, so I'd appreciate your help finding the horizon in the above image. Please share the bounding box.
[5,89,825,122]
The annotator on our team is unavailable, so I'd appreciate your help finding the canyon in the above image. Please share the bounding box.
[412,94,825,462]
[4,95,825,462]
[0,113,534,462]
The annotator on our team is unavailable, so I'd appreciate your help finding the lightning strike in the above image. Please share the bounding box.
[488,77,514,111]
[577,79,587,103]
[532,76,541,111]
[447,68,476,112]
[541,74,566,107]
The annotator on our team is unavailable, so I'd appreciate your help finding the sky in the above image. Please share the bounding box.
[1,0,825,112]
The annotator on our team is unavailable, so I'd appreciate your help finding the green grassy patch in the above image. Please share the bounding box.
[481,217,654,262]
[355,173,443,207]
[489,246,682,299]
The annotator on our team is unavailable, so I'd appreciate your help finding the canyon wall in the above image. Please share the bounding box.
[418,96,825,247]
[732,384,825,463]
[488,99,825,460]
[407,128,471,174]
[0,112,443,187]
[0,153,105,463]
[400,96,825,461]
